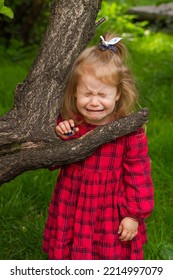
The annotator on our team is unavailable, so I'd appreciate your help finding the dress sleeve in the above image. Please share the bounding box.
[118,128,154,219]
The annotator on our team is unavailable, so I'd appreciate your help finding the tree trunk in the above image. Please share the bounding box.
[0,0,148,186]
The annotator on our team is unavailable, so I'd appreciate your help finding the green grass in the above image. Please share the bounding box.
[129,32,173,259]
[0,0,173,260]
[0,170,57,259]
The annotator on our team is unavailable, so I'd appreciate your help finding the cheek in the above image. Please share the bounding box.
[77,96,88,105]
[104,99,116,109]
[76,98,85,111]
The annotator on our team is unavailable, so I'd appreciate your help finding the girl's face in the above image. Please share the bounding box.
[75,72,120,125]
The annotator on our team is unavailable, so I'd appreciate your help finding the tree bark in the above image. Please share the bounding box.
[0,0,148,186]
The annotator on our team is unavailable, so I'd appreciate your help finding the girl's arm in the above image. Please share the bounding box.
[118,128,154,220]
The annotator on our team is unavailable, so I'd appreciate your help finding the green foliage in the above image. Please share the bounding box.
[0,0,13,18]
[96,1,148,38]
[1,0,172,47]
[156,0,173,5]
[119,0,173,5]
[0,0,50,46]
[0,43,38,116]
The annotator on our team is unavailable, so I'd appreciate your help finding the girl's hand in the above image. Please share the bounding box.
[118,217,138,241]
[55,119,79,139]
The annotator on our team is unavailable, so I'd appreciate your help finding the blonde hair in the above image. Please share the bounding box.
[61,33,138,124]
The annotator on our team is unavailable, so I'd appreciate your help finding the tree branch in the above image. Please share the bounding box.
[95,17,107,27]
[0,108,148,185]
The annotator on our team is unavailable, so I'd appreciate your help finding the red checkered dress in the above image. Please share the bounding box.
[43,121,154,260]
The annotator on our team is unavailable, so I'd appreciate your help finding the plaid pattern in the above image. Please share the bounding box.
[43,122,154,260]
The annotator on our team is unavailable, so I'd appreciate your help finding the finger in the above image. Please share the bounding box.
[55,128,69,140]
[56,120,79,137]
[117,224,123,235]
[119,230,128,240]
[68,120,80,135]
[130,231,138,240]
[56,122,69,134]
[62,120,72,133]
[68,119,75,129]
[56,125,66,136]
[128,234,135,241]
[126,230,138,241]
[121,232,133,242]
[57,121,71,135]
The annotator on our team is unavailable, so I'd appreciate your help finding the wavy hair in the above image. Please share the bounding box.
[61,33,138,124]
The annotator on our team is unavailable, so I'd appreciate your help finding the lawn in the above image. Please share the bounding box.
[0,0,173,260]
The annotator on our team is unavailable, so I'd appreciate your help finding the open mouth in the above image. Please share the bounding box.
[86,109,104,112]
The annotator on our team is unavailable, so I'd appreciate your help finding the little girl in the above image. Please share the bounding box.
[43,33,154,260]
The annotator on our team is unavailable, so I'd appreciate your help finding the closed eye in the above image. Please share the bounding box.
[85,92,92,97]
[99,93,107,98]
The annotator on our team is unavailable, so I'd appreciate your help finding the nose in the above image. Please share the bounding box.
[89,96,99,106]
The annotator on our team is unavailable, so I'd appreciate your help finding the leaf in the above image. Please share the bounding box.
[0,0,4,10]
[0,5,14,19]
[160,248,173,260]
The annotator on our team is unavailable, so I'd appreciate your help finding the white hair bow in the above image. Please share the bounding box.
[100,36,122,46]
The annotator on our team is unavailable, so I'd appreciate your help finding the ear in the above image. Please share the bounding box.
[115,92,120,101]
